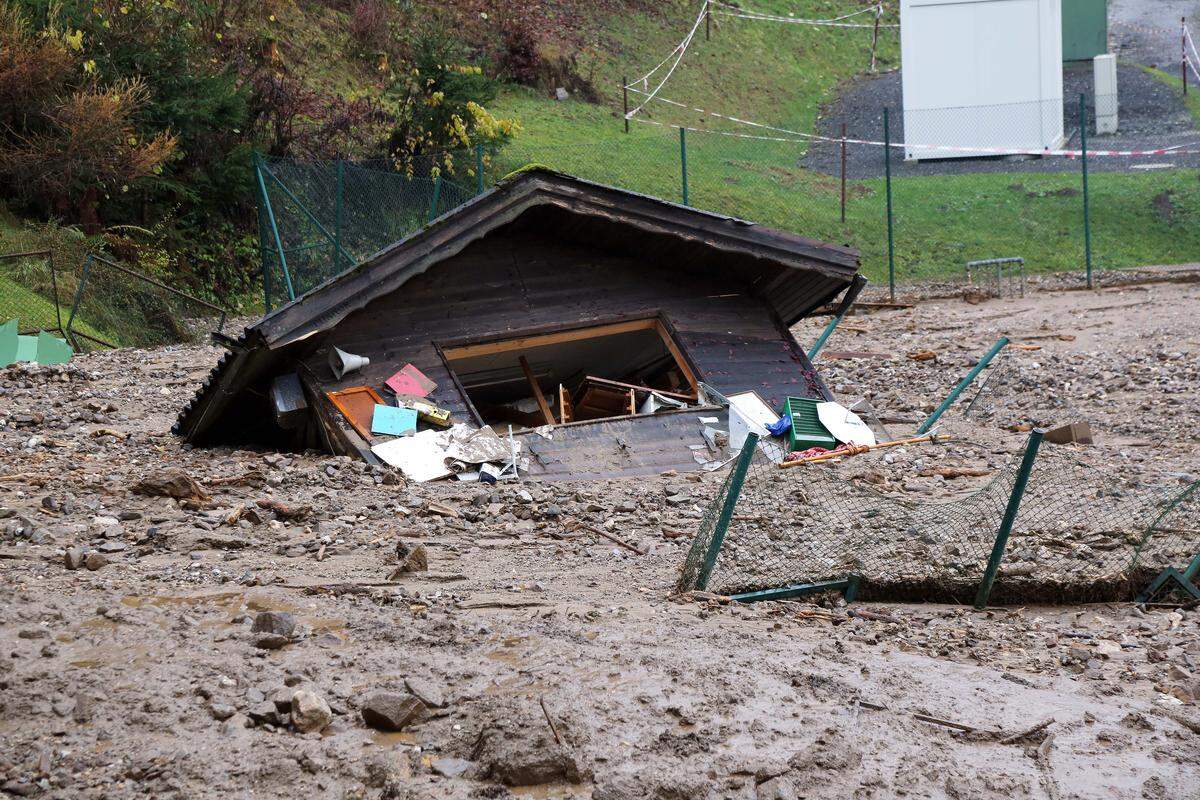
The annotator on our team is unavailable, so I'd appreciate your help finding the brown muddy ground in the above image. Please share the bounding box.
[1,279,1199,799]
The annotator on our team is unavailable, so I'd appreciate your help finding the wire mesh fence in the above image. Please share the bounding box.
[256,153,479,310]
[258,87,1200,310]
[0,251,64,337]
[679,432,1200,605]
[66,255,227,351]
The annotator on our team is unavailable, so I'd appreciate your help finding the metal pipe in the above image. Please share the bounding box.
[255,157,296,301]
[975,429,1045,608]
[917,337,1009,434]
[1080,94,1093,289]
[427,173,443,224]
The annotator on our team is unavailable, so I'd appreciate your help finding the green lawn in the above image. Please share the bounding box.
[482,4,1200,282]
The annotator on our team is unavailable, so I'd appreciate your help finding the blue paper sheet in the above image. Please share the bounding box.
[371,404,417,436]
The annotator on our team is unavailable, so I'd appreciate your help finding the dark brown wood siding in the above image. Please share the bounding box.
[303,229,825,423]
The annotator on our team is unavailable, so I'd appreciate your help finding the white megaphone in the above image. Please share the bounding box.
[329,346,369,379]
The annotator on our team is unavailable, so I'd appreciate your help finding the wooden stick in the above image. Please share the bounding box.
[519,356,555,426]
[539,696,562,745]
[779,435,940,468]
[563,517,646,555]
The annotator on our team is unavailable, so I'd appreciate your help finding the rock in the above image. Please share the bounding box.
[63,547,86,570]
[475,728,584,787]
[291,690,332,733]
[393,542,428,574]
[85,552,109,571]
[757,777,798,800]
[247,701,280,726]
[360,691,426,732]
[18,628,49,640]
[252,611,295,638]
[271,687,298,712]
[209,702,237,721]
[431,757,474,778]
[404,676,446,709]
[255,634,290,650]
[555,87,569,101]
[131,470,209,501]
[220,713,252,735]
[1095,640,1122,658]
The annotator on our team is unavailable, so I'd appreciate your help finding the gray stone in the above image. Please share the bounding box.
[84,552,108,571]
[555,87,569,101]
[63,547,86,570]
[404,676,446,709]
[209,702,237,721]
[431,757,474,778]
[252,610,295,637]
[757,777,798,800]
[291,689,332,733]
[360,691,426,732]
[254,633,291,650]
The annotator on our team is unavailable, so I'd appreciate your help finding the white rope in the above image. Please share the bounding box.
[631,95,1200,156]
[708,1,898,28]
[624,0,709,115]
[1185,25,1200,81]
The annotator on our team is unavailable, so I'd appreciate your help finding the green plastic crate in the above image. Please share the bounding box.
[779,396,838,452]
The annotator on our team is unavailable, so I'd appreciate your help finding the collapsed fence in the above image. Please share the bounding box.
[1,251,228,354]
[679,431,1200,605]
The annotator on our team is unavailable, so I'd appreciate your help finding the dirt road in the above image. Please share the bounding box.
[1,279,1198,798]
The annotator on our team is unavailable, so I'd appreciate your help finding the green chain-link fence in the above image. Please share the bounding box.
[65,254,227,351]
[255,151,481,311]
[259,93,1200,312]
[0,251,65,338]
[679,432,1199,605]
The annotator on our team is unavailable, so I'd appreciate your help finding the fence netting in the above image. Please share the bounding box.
[680,435,1198,604]
[257,154,477,310]
[67,256,227,351]
[0,252,63,336]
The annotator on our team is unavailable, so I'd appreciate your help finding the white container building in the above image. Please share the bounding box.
[899,0,1065,160]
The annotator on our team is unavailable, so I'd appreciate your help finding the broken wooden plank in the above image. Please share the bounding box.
[519,355,555,426]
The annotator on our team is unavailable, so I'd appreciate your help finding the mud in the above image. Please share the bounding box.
[1,281,1199,798]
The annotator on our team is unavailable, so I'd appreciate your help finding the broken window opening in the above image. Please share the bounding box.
[440,317,701,430]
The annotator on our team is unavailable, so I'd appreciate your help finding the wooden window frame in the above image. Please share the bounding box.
[435,312,703,428]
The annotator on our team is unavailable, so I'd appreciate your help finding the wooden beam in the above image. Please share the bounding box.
[580,375,695,401]
[652,319,700,395]
[519,356,555,426]
[443,318,659,360]
[558,384,574,424]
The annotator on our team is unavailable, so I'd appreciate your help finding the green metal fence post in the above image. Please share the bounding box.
[917,336,1009,433]
[427,173,443,224]
[334,158,344,269]
[1080,93,1093,289]
[975,429,1045,608]
[884,107,896,303]
[679,127,689,206]
[253,154,295,304]
[475,143,485,195]
[808,274,866,361]
[696,432,759,590]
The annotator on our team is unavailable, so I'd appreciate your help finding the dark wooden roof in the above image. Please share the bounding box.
[175,167,860,443]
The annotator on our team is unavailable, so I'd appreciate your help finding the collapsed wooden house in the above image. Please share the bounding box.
[175,168,862,480]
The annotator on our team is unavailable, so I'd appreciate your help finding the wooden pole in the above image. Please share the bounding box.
[1184,18,1189,96]
[840,122,848,223]
[778,434,942,469]
[870,4,882,73]
[622,76,630,133]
